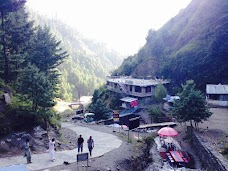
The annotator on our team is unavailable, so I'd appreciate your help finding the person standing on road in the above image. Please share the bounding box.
[24,138,32,164]
[49,138,55,161]
[77,135,84,153]
[87,136,94,156]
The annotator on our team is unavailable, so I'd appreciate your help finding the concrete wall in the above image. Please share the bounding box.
[188,127,228,171]
[207,100,228,107]
[106,82,154,97]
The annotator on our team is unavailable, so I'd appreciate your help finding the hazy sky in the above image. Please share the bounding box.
[26,0,191,55]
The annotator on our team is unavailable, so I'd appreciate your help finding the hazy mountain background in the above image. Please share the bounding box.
[0,0,227,136]
[29,12,125,101]
[113,0,228,92]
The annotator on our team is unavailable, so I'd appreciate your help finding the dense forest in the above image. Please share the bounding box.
[29,12,124,101]
[113,0,228,92]
[0,0,69,134]
[0,0,124,135]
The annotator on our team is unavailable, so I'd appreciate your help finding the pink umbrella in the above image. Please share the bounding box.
[157,127,178,137]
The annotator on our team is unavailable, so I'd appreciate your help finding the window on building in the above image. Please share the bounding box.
[146,86,151,93]
[135,86,141,93]
[114,83,117,88]
[130,85,132,92]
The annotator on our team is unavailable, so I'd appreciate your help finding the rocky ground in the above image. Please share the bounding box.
[0,125,78,158]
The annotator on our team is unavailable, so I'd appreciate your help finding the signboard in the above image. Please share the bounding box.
[77,153,89,162]
[129,117,140,130]
[130,100,138,108]
[113,110,119,122]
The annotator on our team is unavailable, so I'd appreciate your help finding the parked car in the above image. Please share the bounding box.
[84,113,95,123]
[72,115,84,120]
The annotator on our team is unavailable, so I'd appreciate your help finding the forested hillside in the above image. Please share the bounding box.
[0,0,68,135]
[0,0,124,134]
[113,0,228,92]
[29,12,124,100]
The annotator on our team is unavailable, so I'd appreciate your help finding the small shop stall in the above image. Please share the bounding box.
[157,127,190,168]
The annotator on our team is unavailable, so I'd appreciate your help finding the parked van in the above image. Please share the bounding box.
[84,113,95,123]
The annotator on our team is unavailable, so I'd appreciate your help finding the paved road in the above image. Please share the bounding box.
[0,122,122,171]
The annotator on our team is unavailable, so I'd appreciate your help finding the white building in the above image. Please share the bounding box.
[106,76,169,98]
[206,84,228,107]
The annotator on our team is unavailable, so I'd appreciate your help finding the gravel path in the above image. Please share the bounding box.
[0,122,123,171]
[42,141,133,171]
[40,121,134,171]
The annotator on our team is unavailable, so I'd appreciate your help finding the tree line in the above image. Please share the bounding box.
[0,0,67,135]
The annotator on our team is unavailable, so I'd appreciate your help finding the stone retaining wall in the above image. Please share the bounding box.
[188,127,228,171]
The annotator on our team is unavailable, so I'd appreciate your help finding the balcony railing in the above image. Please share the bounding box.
[107,85,153,97]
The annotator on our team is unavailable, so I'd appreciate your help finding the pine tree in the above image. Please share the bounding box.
[89,99,110,121]
[0,0,26,83]
[16,63,56,112]
[25,27,68,97]
[26,26,68,74]
[4,8,34,81]
[148,105,163,123]
[154,84,167,102]
[172,80,212,128]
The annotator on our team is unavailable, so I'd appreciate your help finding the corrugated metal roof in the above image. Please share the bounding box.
[206,84,228,94]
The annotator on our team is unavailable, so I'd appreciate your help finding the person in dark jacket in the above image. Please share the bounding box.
[77,135,84,153]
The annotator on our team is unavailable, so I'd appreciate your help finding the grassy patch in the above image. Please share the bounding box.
[218,134,228,159]
[221,143,228,159]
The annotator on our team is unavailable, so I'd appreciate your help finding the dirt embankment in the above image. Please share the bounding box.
[0,126,78,158]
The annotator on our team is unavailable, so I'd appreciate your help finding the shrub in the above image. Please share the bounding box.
[221,143,228,159]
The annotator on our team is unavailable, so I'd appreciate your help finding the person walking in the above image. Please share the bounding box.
[77,135,84,153]
[24,138,32,164]
[87,136,94,156]
[49,138,55,162]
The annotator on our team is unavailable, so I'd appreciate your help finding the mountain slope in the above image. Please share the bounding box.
[114,0,228,91]
[29,12,124,100]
